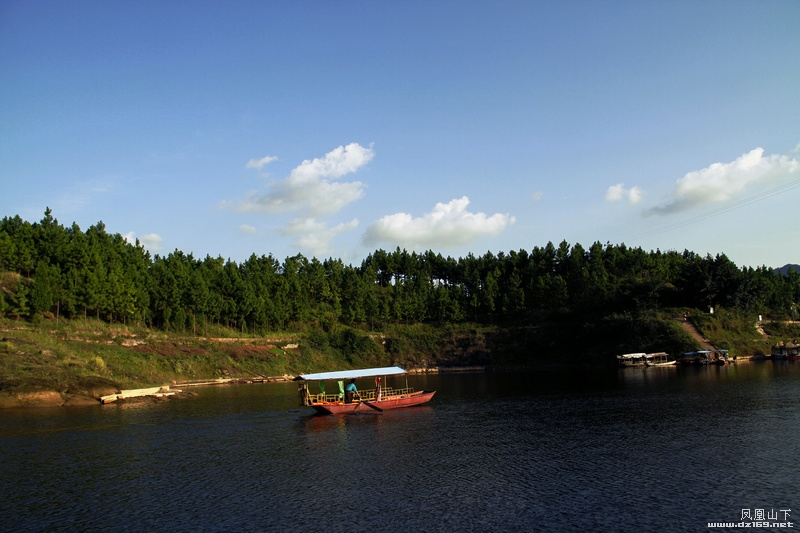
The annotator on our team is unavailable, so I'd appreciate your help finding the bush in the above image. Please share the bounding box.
[330,328,381,365]
[762,321,800,340]
[90,356,106,372]
[305,328,330,350]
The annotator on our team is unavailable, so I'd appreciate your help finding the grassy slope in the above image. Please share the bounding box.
[690,308,800,357]
[3,309,797,398]
[0,318,304,394]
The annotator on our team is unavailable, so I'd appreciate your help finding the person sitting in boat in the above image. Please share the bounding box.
[344,379,359,404]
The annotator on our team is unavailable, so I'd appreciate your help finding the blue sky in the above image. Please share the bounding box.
[2,0,799,269]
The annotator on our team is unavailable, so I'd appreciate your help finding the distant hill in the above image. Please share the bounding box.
[775,264,800,276]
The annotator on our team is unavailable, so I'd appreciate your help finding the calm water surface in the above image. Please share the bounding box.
[2,362,799,532]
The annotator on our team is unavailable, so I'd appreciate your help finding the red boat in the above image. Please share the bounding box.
[295,366,435,415]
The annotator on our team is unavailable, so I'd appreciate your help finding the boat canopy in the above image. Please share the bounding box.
[295,366,407,381]
[617,353,647,359]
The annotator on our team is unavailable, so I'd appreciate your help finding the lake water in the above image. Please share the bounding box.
[2,361,799,532]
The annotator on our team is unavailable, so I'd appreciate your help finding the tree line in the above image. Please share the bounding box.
[1,209,798,332]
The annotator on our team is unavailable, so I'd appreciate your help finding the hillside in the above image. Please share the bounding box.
[3,211,800,407]
[4,308,799,408]
[776,264,800,276]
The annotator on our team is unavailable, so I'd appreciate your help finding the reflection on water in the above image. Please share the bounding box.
[1,361,799,532]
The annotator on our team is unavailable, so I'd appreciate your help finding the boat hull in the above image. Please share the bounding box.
[310,390,436,415]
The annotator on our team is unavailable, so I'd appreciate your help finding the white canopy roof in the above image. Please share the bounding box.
[617,353,647,359]
[296,366,407,381]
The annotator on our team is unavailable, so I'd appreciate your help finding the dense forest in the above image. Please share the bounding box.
[2,209,798,336]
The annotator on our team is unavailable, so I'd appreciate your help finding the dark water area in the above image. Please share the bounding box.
[2,362,799,532]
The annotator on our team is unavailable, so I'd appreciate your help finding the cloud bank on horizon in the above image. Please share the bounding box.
[280,218,360,256]
[647,148,800,215]
[363,197,516,250]
[605,147,800,218]
[227,143,798,258]
[224,143,517,256]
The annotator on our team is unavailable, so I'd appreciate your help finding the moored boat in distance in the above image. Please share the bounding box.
[771,341,799,359]
[617,352,676,367]
[679,349,732,365]
[295,366,435,415]
[709,350,731,364]
[617,353,648,367]
[645,352,677,366]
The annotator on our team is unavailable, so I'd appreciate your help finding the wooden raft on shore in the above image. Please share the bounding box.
[99,375,295,404]
[100,386,179,404]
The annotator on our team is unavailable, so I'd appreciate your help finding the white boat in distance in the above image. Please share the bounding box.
[617,352,676,367]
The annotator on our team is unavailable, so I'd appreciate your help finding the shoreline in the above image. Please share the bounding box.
[0,375,295,409]
[1,357,782,409]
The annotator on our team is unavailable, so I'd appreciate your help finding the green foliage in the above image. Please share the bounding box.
[383,323,446,366]
[302,327,384,368]
[690,307,772,356]
[603,311,697,356]
[2,209,799,370]
[329,328,382,366]
[90,356,107,373]
[760,320,800,341]
[385,335,411,356]
[8,276,30,319]
[30,260,61,316]
[0,317,307,392]
[305,328,330,350]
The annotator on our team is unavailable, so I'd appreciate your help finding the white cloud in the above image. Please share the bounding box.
[124,232,163,252]
[605,183,643,204]
[289,143,374,182]
[238,224,257,235]
[362,196,515,250]
[236,179,365,217]
[531,191,544,202]
[139,233,164,252]
[647,147,800,215]
[280,217,359,256]
[226,142,373,217]
[245,155,278,170]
